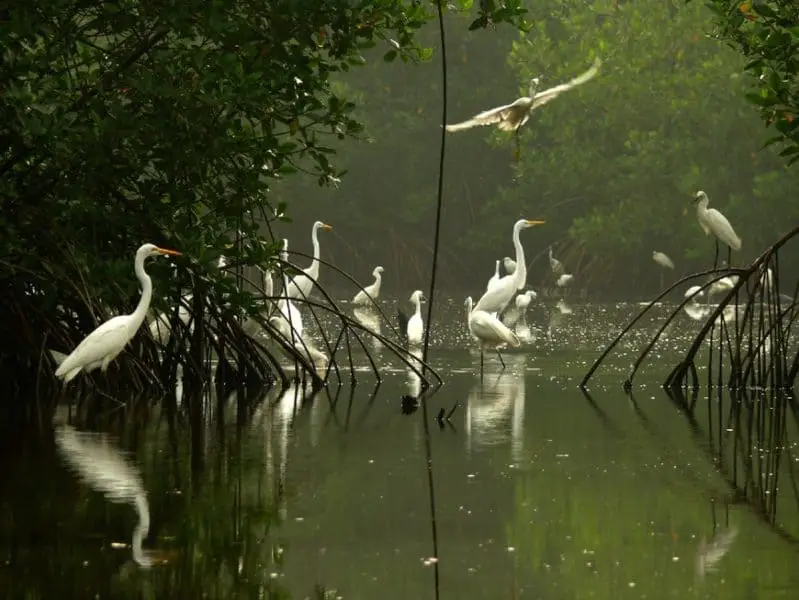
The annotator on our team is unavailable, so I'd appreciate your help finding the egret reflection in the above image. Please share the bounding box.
[465,354,526,461]
[55,424,155,568]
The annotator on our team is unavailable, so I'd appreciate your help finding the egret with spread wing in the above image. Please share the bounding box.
[446,58,601,155]
[54,243,181,383]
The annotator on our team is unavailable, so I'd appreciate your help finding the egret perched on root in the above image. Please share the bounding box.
[352,266,384,306]
[465,296,521,378]
[548,246,564,276]
[692,191,741,269]
[54,243,181,383]
[397,290,425,346]
[503,256,516,275]
[445,58,602,158]
[285,220,333,300]
[474,219,545,315]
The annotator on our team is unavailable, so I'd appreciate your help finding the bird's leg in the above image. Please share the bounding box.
[712,240,719,271]
[496,350,506,369]
[726,246,732,269]
[480,350,484,381]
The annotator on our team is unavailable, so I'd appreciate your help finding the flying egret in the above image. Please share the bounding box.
[285,220,333,300]
[397,290,425,346]
[652,251,675,269]
[692,191,741,268]
[54,243,181,383]
[445,58,602,155]
[352,266,384,306]
[556,273,573,287]
[548,246,564,276]
[503,256,516,275]
[465,296,521,377]
[474,219,545,314]
[486,260,501,292]
[56,424,159,568]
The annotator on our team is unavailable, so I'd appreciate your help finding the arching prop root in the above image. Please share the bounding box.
[581,226,799,392]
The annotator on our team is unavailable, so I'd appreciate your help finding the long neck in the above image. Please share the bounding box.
[697,196,709,215]
[373,272,382,293]
[494,261,499,276]
[512,225,527,289]
[413,295,421,316]
[130,253,154,332]
[465,297,473,318]
[306,225,322,279]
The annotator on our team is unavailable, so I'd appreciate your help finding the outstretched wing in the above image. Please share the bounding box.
[396,309,410,345]
[531,57,602,110]
[445,98,531,132]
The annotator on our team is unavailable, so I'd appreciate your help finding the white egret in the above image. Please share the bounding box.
[692,191,741,267]
[514,291,536,343]
[486,260,501,292]
[397,290,425,346]
[269,315,328,376]
[465,296,521,376]
[445,58,602,136]
[549,246,564,276]
[147,296,192,346]
[285,220,333,300]
[652,251,675,269]
[556,273,573,287]
[503,256,516,275]
[274,239,303,341]
[55,424,157,568]
[684,285,705,303]
[352,266,384,306]
[501,289,536,329]
[474,219,545,314]
[708,275,739,298]
[54,243,181,383]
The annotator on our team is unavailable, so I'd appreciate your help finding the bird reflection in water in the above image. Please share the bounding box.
[352,306,383,356]
[55,424,164,568]
[695,523,738,579]
[465,354,526,462]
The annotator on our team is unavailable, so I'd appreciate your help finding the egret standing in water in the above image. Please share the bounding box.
[352,266,384,307]
[445,58,602,157]
[692,191,741,269]
[285,220,333,300]
[465,296,520,378]
[474,219,545,315]
[54,243,181,383]
[397,290,425,346]
[549,246,564,276]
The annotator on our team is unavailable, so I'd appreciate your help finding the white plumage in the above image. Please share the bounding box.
[486,260,501,292]
[548,246,564,275]
[556,273,574,287]
[55,243,181,383]
[406,290,425,345]
[445,58,601,133]
[285,220,333,300]
[652,251,675,269]
[352,266,384,306]
[474,219,545,314]
[503,256,516,275]
[693,191,741,252]
[465,296,521,351]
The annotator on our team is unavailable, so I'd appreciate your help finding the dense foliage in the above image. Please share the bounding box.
[285,0,799,296]
[0,0,527,389]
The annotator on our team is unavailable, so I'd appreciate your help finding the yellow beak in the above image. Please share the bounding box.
[321,223,333,231]
[156,247,182,256]
[525,219,545,226]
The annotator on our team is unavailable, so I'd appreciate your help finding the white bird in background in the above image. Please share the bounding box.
[275,239,303,340]
[514,292,536,343]
[465,296,521,375]
[556,273,574,287]
[486,260,501,292]
[501,289,536,329]
[503,256,516,275]
[147,295,193,346]
[652,251,675,269]
[54,243,181,383]
[692,191,741,267]
[549,246,564,276]
[445,58,602,135]
[397,290,425,346]
[285,220,333,300]
[474,219,545,314]
[55,424,157,568]
[352,266,384,306]
[684,285,705,303]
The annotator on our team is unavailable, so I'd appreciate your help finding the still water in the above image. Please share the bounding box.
[1,298,797,599]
